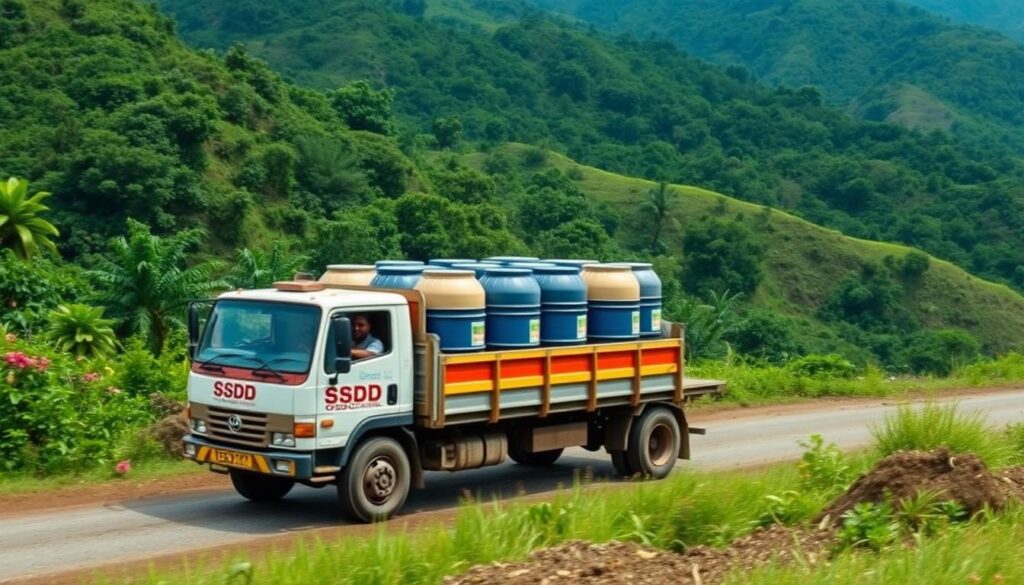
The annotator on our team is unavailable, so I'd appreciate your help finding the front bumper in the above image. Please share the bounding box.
[182,434,315,479]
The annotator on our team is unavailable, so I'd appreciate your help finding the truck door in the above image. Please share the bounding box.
[316,308,403,450]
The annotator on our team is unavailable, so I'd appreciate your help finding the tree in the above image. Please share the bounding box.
[45,303,118,359]
[726,309,800,363]
[227,243,308,289]
[675,290,743,361]
[898,328,980,376]
[641,181,679,255]
[89,220,227,354]
[0,177,59,260]
[681,218,765,298]
[432,116,463,150]
[330,81,396,135]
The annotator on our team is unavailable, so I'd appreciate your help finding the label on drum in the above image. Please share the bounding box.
[651,308,662,331]
[631,311,640,335]
[529,319,540,343]
[471,321,485,347]
[576,314,587,339]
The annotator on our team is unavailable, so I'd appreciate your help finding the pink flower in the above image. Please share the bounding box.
[83,372,100,383]
[4,333,14,344]
[4,352,30,369]
[34,357,50,373]
[115,460,132,475]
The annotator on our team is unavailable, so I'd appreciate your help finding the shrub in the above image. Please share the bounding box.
[898,328,980,376]
[798,434,854,496]
[787,354,856,379]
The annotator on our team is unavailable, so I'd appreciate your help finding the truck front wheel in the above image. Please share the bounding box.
[229,469,295,502]
[625,406,681,479]
[338,436,411,523]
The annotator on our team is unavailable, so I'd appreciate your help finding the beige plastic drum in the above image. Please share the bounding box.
[581,264,641,301]
[319,264,376,286]
[415,269,486,310]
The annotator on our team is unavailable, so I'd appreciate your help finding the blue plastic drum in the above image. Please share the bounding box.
[371,265,425,289]
[479,268,542,349]
[451,262,501,278]
[531,265,588,345]
[620,263,663,337]
[428,258,477,268]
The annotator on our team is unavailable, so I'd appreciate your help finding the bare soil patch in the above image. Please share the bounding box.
[447,448,1024,585]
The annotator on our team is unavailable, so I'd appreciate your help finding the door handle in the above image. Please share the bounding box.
[387,383,398,405]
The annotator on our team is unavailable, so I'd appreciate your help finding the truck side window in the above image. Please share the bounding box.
[349,312,389,360]
[325,311,390,369]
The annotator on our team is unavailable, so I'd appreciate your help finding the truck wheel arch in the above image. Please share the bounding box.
[603,402,690,460]
[334,414,424,489]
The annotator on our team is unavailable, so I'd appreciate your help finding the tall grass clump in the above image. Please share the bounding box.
[870,403,1011,467]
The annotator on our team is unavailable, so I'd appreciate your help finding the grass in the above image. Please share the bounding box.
[871,402,1012,467]
[731,505,1024,584]
[107,403,1024,585]
[688,352,1024,408]
[0,459,203,496]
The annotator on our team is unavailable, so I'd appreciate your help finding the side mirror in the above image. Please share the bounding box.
[187,303,201,360]
[329,317,352,377]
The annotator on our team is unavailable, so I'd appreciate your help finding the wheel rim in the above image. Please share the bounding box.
[362,455,398,505]
[647,423,674,467]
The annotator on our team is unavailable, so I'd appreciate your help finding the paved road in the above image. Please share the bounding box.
[3,391,1024,582]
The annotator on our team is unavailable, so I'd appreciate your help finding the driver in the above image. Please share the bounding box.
[351,313,384,359]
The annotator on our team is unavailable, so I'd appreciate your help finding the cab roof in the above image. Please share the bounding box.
[216,285,409,309]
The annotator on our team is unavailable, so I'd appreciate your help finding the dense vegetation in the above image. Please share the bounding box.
[528,0,1024,152]
[156,0,1024,295]
[906,0,1024,43]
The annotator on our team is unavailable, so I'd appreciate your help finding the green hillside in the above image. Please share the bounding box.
[463,145,1024,361]
[906,0,1024,43]
[155,0,1024,294]
[528,0,1024,153]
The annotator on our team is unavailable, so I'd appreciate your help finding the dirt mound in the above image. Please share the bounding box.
[818,448,1016,525]
[444,526,834,585]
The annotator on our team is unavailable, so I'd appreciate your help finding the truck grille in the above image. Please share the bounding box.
[208,407,268,448]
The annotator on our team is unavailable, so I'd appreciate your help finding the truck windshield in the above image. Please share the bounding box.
[197,300,321,374]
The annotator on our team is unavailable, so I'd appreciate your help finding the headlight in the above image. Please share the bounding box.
[189,418,207,433]
[272,432,296,448]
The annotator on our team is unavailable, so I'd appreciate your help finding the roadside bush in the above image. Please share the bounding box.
[898,329,980,376]
[0,332,156,474]
[787,354,856,379]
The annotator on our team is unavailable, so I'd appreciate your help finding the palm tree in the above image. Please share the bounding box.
[0,177,60,260]
[227,243,309,289]
[46,304,119,359]
[642,181,679,255]
[90,220,228,354]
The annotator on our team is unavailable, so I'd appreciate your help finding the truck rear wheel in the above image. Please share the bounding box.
[508,446,564,466]
[338,436,411,523]
[626,406,681,479]
[229,469,295,502]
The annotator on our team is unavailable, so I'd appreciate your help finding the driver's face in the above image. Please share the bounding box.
[353,317,370,342]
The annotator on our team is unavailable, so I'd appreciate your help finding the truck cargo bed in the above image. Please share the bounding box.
[414,322,715,428]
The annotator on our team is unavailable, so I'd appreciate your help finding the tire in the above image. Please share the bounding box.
[610,450,634,477]
[229,469,294,502]
[625,406,681,479]
[508,446,564,466]
[338,436,411,523]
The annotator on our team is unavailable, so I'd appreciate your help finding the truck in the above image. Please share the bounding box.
[182,279,720,522]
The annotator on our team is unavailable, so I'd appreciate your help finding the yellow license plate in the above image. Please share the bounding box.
[210,448,254,469]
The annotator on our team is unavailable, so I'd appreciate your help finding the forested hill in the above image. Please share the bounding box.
[527,0,1024,153]
[160,0,1024,292]
[905,0,1024,43]
[5,0,1024,366]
